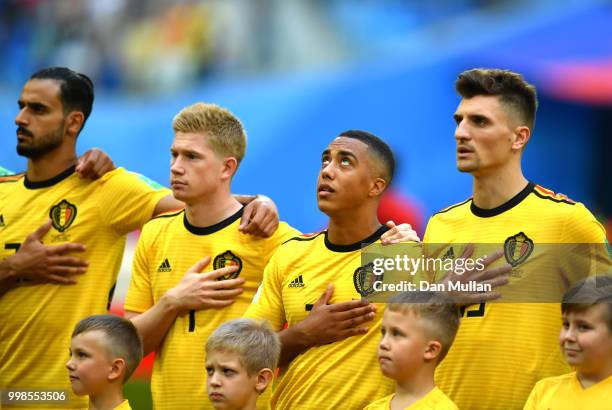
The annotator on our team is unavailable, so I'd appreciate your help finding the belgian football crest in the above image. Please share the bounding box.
[504,232,534,267]
[353,262,379,297]
[213,250,242,280]
[49,199,77,232]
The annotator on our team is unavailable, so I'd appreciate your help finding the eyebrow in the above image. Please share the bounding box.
[18,100,48,110]
[321,149,358,161]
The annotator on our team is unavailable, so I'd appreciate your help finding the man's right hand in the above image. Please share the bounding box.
[164,256,244,313]
[437,244,511,305]
[7,220,88,284]
[294,284,376,347]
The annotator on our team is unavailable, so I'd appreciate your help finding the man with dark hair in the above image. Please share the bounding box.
[245,130,419,409]
[0,67,279,408]
[424,68,611,409]
[339,129,396,182]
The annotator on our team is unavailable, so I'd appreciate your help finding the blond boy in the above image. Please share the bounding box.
[66,314,143,410]
[366,291,460,410]
[205,318,280,410]
[524,275,612,409]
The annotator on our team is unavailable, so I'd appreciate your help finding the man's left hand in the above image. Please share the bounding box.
[380,221,420,245]
[239,195,279,237]
[76,148,116,179]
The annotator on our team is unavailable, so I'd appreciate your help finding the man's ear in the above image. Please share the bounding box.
[221,157,239,180]
[512,125,530,151]
[65,111,85,138]
[254,368,274,394]
[368,177,388,198]
[108,358,126,383]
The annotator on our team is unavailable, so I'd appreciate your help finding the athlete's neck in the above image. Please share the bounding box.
[26,148,77,182]
[88,388,124,410]
[326,210,381,245]
[471,168,528,209]
[391,368,435,410]
[185,190,242,228]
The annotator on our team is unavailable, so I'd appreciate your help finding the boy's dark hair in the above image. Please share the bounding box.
[455,68,538,129]
[73,314,143,382]
[387,291,460,363]
[562,275,612,330]
[30,67,94,135]
[339,129,395,186]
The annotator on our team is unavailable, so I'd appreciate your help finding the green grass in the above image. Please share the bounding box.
[124,379,152,410]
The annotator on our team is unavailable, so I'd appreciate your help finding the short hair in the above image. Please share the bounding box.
[206,319,280,375]
[173,103,247,167]
[387,291,460,363]
[562,275,612,331]
[338,129,395,186]
[30,67,95,134]
[72,315,143,382]
[455,68,538,130]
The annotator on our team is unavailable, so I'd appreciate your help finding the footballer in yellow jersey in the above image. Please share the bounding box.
[364,387,458,410]
[246,227,395,410]
[124,208,298,410]
[423,68,612,410]
[243,129,417,410]
[523,372,612,410]
[0,166,168,408]
[424,183,610,410]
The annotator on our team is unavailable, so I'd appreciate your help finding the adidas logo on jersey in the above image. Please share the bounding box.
[157,258,172,272]
[288,274,305,288]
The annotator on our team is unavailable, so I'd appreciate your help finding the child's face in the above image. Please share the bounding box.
[66,330,113,396]
[560,305,612,375]
[205,350,259,410]
[378,309,432,380]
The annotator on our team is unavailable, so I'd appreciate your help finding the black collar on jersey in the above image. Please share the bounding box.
[470,181,535,218]
[183,206,244,235]
[324,225,390,253]
[24,164,76,189]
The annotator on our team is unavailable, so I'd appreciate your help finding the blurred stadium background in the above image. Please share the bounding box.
[1,0,611,408]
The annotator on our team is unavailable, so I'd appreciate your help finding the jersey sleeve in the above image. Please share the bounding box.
[423,216,436,243]
[263,222,301,260]
[522,379,544,410]
[124,226,155,313]
[95,168,170,235]
[560,203,612,282]
[562,203,607,244]
[244,251,286,331]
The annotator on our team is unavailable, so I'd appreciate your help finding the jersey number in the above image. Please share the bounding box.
[460,302,486,317]
[189,310,196,332]
[4,243,21,253]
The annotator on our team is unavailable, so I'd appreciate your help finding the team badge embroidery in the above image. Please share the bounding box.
[49,199,77,232]
[353,262,379,297]
[442,246,455,260]
[213,250,242,280]
[504,232,534,267]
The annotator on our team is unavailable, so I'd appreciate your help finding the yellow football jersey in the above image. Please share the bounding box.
[124,208,298,410]
[245,226,395,410]
[0,166,168,409]
[424,182,611,410]
[364,387,458,410]
[113,400,133,410]
[524,372,612,410]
